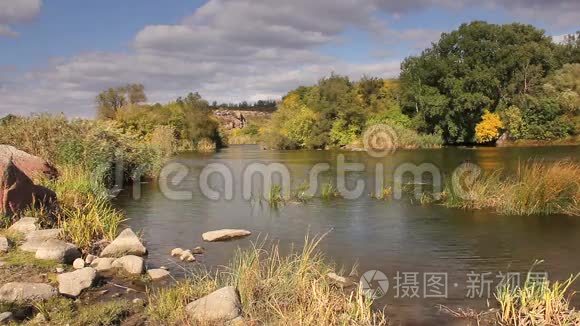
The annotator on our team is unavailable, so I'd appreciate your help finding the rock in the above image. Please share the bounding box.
[327,272,356,287]
[132,298,144,306]
[160,266,168,270]
[57,267,96,298]
[20,228,62,252]
[0,311,13,324]
[202,229,251,242]
[35,239,81,264]
[7,217,38,234]
[180,250,195,262]
[0,237,8,253]
[85,254,97,265]
[191,246,205,254]
[0,158,57,218]
[55,267,64,273]
[170,248,183,257]
[112,255,145,274]
[185,286,242,323]
[227,316,246,326]
[0,145,58,180]
[100,228,147,257]
[73,258,85,269]
[0,282,56,302]
[147,268,170,280]
[90,257,115,272]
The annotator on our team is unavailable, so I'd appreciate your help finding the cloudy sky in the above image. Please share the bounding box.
[0,0,578,117]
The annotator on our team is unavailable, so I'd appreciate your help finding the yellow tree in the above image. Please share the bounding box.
[475,110,503,143]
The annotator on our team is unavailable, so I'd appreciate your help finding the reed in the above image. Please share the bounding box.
[268,184,285,208]
[321,182,340,200]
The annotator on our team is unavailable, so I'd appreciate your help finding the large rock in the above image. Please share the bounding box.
[112,255,145,274]
[202,229,251,242]
[57,267,96,298]
[20,228,62,252]
[100,228,147,257]
[35,239,81,264]
[90,257,116,272]
[0,158,57,217]
[186,286,242,323]
[7,217,38,234]
[0,236,8,253]
[0,282,56,302]
[147,268,170,280]
[0,145,58,180]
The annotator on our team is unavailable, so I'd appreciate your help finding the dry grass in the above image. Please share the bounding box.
[442,159,580,216]
[147,234,388,325]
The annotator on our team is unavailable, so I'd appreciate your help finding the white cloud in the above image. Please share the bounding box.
[0,24,17,37]
[0,0,42,37]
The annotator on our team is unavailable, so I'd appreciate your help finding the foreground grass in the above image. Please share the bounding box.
[147,235,387,325]
[1,250,60,270]
[442,159,580,216]
[32,297,136,326]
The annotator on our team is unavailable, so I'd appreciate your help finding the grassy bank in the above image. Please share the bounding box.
[147,235,387,325]
[442,159,580,216]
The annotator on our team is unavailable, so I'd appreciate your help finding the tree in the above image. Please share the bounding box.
[126,83,147,104]
[400,21,559,143]
[96,84,147,119]
[475,110,503,143]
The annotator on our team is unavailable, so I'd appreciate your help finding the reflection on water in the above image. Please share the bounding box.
[116,145,580,325]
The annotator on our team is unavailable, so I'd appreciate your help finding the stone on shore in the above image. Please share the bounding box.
[0,282,56,302]
[327,272,356,287]
[35,239,81,264]
[7,217,38,235]
[85,254,97,265]
[57,267,96,298]
[100,228,147,257]
[0,145,58,180]
[112,255,145,274]
[185,286,242,323]
[90,257,115,272]
[202,229,251,242]
[0,311,13,324]
[191,246,205,254]
[0,237,9,253]
[147,268,170,280]
[20,228,62,252]
[170,248,183,257]
[73,258,85,269]
[180,250,195,262]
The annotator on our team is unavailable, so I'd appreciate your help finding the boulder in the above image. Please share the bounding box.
[7,217,38,234]
[170,248,183,257]
[0,159,56,218]
[0,282,56,302]
[147,268,170,280]
[20,228,62,252]
[85,254,97,265]
[191,246,205,254]
[90,257,115,272]
[0,145,58,180]
[73,258,85,269]
[185,286,242,323]
[57,267,96,298]
[202,229,251,242]
[0,236,8,253]
[35,239,81,264]
[112,255,145,274]
[100,228,147,257]
[0,311,13,324]
[180,250,195,262]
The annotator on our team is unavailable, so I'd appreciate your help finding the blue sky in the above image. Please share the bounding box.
[0,0,578,117]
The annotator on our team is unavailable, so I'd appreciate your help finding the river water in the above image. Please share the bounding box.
[117,144,580,325]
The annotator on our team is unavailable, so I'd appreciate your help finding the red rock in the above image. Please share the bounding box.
[0,145,58,180]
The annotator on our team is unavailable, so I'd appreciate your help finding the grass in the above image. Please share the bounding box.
[290,182,313,203]
[267,184,285,208]
[147,234,387,325]
[495,266,580,325]
[1,250,60,269]
[321,182,340,201]
[372,186,392,200]
[442,159,580,216]
[33,297,136,326]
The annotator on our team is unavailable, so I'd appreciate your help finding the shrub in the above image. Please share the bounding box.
[475,110,503,143]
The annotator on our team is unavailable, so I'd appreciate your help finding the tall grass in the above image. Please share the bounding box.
[147,235,387,325]
[268,184,285,208]
[495,270,580,325]
[442,160,580,216]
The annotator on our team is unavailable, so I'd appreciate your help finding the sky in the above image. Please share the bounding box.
[0,0,578,117]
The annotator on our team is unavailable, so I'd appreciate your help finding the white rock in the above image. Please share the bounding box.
[20,229,62,252]
[35,239,81,264]
[73,258,85,269]
[100,228,147,257]
[7,217,38,234]
[132,298,144,306]
[0,237,9,253]
[180,251,195,262]
[90,258,116,272]
[0,282,56,302]
[170,248,184,257]
[57,267,96,298]
[185,286,242,323]
[0,311,13,324]
[55,267,64,273]
[112,255,145,274]
[327,272,355,287]
[85,254,97,265]
[202,229,251,242]
[147,268,170,280]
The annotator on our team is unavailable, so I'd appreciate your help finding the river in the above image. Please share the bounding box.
[117,144,580,325]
